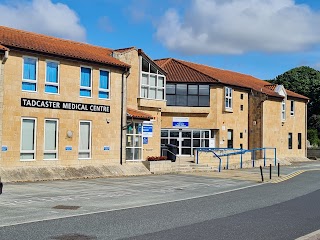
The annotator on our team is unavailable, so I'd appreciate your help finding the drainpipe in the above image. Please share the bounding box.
[2,50,9,64]
[120,67,130,165]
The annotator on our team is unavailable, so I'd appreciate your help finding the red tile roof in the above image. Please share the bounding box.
[127,108,153,120]
[0,26,130,69]
[155,58,308,100]
[0,44,8,51]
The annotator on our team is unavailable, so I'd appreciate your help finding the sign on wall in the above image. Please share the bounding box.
[143,121,153,137]
[104,146,110,151]
[21,98,110,113]
[143,137,148,144]
[172,117,189,128]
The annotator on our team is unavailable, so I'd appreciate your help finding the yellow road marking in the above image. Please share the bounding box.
[269,170,306,183]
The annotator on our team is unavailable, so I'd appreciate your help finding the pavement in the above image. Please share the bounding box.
[181,160,320,183]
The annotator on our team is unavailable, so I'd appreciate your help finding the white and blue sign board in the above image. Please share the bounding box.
[143,137,148,144]
[65,146,72,151]
[143,121,153,137]
[173,117,189,128]
[2,146,7,152]
[104,146,110,151]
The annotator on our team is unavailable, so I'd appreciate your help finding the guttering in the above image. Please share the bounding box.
[120,67,130,165]
[2,50,9,64]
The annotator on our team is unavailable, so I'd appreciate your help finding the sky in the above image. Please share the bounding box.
[0,0,320,80]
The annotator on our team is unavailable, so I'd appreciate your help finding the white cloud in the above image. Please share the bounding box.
[156,0,320,55]
[0,0,86,41]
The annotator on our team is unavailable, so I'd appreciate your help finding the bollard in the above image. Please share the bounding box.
[0,177,3,195]
[260,166,264,182]
[278,163,280,177]
[270,164,272,180]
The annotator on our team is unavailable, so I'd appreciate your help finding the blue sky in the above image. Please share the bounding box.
[0,0,320,80]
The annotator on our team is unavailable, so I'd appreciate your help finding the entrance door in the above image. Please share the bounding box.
[161,129,212,156]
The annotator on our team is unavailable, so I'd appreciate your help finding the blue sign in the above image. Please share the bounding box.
[104,146,110,151]
[65,146,72,151]
[173,117,189,128]
[2,146,8,152]
[143,137,148,144]
[143,122,153,137]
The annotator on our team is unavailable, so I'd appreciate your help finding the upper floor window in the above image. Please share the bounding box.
[281,100,286,121]
[22,57,37,92]
[290,100,295,116]
[99,70,110,99]
[140,57,165,100]
[45,61,59,94]
[80,67,92,97]
[225,87,232,109]
[166,84,210,107]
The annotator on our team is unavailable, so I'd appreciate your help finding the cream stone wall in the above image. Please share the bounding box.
[161,86,249,153]
[0,50,124,168]
[262,98,306,157]
[115,49,165,159]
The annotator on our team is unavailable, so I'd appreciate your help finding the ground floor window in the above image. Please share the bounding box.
[227,129,233,148]
[288,133,293,149]
[298,133,302,149]
[21,118,36,160]
[161,129,212,156]
[44,119,58,160]
[79,121,91,159]
[126,122,143,160]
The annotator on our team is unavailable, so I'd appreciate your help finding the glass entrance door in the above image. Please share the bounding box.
[161,129,212,156]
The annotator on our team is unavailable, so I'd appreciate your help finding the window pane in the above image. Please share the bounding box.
[158,76,164,87]
[22,119,35,151]
[170,131,179,137]
[166,84,175,94]
[46,62,58,83]
[176,84,187,95]
[176,95,187,106]
[149,88,156,99]
[188,95,198,106]
[22,82,36,91]
[193,131,200,138]
[44,153,57,159]
[150,64,157,74]
[166,95,176,106]
[188,85,198,95]
[81,67,91,87]
[181,148,191,155]
[142,58,149,72]
[134,148,142,160]
[21,153,34,159]
[134,136,142,147]
[142,74,148,85]
[23,58,36,80]
[79,153,90,158]
[156,89,164,100]
[45,85,58,93]
[193,139,200,147]
[161,130,168,137]
[99,91,109,99]
[79,122,90,151]
[141,86,148,98]
[45,120,57,151]
[199,85,209,95]
[149,75,156,86]
[199,96,210,106]
[80,89,91,97]
[100,70,109,89]
[126,135,133,147]
[182,139,191,147]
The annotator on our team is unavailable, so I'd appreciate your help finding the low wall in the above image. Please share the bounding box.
[0,162,151,183]
[307,148,320,159]
[142,160,173,174]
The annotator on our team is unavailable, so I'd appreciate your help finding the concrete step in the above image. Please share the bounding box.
[173,163,214,172]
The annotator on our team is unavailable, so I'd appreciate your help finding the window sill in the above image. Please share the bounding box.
[20,159,36,162]
[224,108,233,113]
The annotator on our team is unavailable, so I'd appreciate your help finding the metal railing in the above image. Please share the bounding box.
[195,147,277,172]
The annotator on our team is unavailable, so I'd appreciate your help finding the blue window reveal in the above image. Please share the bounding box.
[80,67,91,97]
[45,61,59,94]
[99,70,110,99]
[22,57,37,91]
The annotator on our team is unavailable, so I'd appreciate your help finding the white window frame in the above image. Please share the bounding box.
[80,66,92,98]
[78,120,92,159]
[139,56,166,100]
[281,99,286,121]
[225,87,233,109]
[20,117,37,161]
[99,68,110,100]
[43,119,59,160]
[126,121,143,161]
[290,100,295,116]
[22,56,38,92]
[45,60,60,95]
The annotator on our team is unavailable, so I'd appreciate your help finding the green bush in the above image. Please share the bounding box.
[307,129,320,147]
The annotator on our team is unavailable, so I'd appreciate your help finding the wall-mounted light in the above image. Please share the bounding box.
[67,130,73,138]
